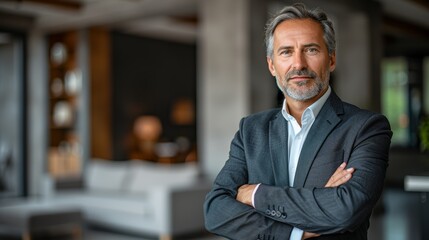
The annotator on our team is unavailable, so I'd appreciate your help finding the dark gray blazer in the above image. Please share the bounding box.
[204,91,392,240]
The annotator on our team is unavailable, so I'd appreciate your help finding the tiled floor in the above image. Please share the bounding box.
[84,230,222,240]
[369,188,422,240]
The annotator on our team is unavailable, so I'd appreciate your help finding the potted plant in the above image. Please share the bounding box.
[420,117,429,152]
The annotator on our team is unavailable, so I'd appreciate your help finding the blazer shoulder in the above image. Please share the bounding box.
[339,101,391,129]
[242,108,281,125]
[328,92,390,128]
[341,101,386,118]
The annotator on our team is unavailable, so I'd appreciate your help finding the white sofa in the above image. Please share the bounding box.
[45,159,211,240]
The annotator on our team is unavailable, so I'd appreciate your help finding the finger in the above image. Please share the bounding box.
[325,162,354,187]
[332,162,346,176]
[329,170,353,187]
[325,162,346,186]
[326,168,355,187]
[330,167,354,186]
[303,232,321,239]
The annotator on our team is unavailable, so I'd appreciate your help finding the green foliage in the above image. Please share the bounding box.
[420,117,429,151]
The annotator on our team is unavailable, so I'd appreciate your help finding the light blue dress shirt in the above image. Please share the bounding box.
[282,86,331,240]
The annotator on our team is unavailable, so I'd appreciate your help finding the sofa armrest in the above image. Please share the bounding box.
[169,182,211,235]
[147,180,211,236]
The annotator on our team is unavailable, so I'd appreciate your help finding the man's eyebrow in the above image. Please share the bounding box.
[303,43,321,48]
[276,46,293,53]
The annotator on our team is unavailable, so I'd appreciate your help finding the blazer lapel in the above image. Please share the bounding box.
[293,92,343,187]
[269,112,290,187]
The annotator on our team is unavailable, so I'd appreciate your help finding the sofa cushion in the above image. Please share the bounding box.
[85,159,130,192]
[126,161,199,193]
[49,192,150,217]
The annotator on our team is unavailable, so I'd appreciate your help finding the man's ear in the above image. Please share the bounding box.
[329,52,336,72]
[267,57,276,76]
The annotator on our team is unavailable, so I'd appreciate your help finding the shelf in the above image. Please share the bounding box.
[47,30,82,180]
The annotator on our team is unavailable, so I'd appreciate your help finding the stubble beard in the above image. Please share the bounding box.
[276,69,330,101]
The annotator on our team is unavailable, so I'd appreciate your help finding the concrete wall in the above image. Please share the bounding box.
[0,35,24,197]
[27,30,48,196]
[198,0,251,179]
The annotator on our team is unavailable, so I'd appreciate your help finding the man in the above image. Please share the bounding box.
[204,3,392,240]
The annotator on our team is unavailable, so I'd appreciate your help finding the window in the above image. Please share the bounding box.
[382,58,409,147]
[424,57,429,117]
[382,57,428,149]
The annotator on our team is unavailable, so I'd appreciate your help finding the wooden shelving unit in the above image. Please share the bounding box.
[47,31,82,179]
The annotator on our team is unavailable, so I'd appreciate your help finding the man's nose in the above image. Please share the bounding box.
[292,52,308,70]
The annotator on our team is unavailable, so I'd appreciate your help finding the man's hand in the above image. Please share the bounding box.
[302,231,321,239]
[325,162,354,187]
[236,184,257,206]
[303,162,355,239]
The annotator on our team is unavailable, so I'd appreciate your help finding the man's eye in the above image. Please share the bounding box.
[280,50,292,56]
[306,48,319,55]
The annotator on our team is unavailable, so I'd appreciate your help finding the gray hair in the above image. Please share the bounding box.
[265,3,336,58]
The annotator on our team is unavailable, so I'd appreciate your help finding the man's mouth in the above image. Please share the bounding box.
[285,69,316,83]
[288,75,312,82]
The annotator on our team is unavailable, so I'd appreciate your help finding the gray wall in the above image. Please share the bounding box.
[0,35,24,197]
[199,0,277,179]
[27,30,48,196]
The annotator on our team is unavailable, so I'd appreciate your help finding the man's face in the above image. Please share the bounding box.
[267,19,336,102]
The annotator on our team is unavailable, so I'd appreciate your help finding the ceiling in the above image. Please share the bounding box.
[0,0,199,43]
[0,0,428,45]
[377,0,429,28]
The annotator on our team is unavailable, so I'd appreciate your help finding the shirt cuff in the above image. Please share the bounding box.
[290,227,304,240]
[251,183,261,208]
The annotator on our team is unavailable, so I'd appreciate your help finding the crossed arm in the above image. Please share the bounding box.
[236,162,355,239]
[236,162,354,205]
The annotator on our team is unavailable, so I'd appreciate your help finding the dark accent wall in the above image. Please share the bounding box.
[111,32,197,160]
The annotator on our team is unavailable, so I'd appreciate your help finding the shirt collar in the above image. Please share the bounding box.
[281,86,331,122]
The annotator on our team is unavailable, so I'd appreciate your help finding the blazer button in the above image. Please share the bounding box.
[265,209,271,215]
[275,211,281,218]
[271,210,276,216]
[281,212,287,219]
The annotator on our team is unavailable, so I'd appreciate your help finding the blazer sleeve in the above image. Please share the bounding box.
[204,118,294,240]
[253,113,392,234]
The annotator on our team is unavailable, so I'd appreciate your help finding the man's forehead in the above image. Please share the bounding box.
[274,19,323,36]
[273,19,324,45]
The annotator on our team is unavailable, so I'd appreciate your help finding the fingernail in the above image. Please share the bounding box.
[346,168,354,172]
[341,162,346,167]
[345,174,351,178]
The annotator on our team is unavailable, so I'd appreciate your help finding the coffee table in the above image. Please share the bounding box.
[0,199,83,240]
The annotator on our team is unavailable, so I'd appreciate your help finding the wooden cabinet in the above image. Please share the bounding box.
[47,31,82,179]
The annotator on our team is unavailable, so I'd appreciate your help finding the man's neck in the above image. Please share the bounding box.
[285,99,310,126]
[285,87,328,125]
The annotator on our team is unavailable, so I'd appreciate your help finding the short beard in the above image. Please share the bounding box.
[276,69,329,101]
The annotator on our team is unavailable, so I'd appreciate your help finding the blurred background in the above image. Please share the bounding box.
[0,0,428,239]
